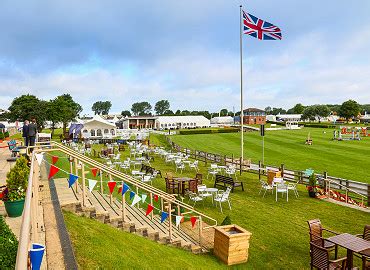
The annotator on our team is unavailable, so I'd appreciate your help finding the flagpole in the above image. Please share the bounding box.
[239,5,244,162]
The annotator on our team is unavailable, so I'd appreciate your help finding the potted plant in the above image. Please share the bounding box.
[307,173,318,198]
[1,156,29,217]
[4,131,10,140]
[0,131,4,143]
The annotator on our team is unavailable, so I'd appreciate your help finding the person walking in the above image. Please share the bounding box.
[28,118,38,149]
[22,120,29,146]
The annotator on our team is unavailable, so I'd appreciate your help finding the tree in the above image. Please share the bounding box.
[220,109,228,116]
[175,110,181,115]
[315,105,330,123]
[121,110,131,117]
[7,94,49,131]
[302,106,316,121]
[181,110,190,116]
[291,103,305,114]
[163,109,174,115]
[361,104,370,114]
[49,94,82,135]
[339,99,361,122]
[92,101,112,115]
[131,102,152,116]
[271,107,286,115]
[154,100,170,115]
[265,106,272,114]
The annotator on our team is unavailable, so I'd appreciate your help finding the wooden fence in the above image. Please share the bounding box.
[166,137,370,206]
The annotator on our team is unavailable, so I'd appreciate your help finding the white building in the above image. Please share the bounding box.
[155,116,210,130]
[210,116,234,126]
[79,115,117,139]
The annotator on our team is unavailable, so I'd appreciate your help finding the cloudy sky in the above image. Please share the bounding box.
[0,0,369,114]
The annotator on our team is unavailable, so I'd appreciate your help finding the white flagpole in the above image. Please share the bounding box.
[240,5,244,161]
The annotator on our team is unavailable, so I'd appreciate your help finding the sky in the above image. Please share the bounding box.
[0,0,369,115]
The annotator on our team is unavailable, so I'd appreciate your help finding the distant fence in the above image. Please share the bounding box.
[165,137,370,206]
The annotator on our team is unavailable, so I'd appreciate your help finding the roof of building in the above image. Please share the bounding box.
[84,115,116,127]
[276,114,302,119]
[243,108,265,112]
[156,115,210,123]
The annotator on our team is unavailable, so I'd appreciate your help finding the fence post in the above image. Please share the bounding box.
[74,158,79,194]
[323,171,328,191]
[100,170,103,194]
[258,160,262,180]
[280,163,285,177]
[239,157,242,175]
[81,164,86,207]
[367,185,370,206]
[122,181,126,222]
[168,202,172,242]
[198,216,202,246]
[224,155,226,166]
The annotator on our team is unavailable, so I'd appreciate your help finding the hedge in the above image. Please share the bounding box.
[179,128,239,135]
[300,123,337,128]
[0,216,18,269]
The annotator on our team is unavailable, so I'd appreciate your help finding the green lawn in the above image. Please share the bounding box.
[169,128,370,183]
[49,140,368,269]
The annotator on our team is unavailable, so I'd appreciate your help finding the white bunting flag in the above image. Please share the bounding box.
[88,179,97,192]
[131,194,141,206]
[175,215,183,227]
[141,194,147,203]
[35,153,44,165]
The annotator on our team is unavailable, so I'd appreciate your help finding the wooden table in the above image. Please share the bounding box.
[173,177,196,195]
[327,233,370,269]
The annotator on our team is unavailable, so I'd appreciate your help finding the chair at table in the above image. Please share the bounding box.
[195,173,203,185]
[307,219,338,259]
[186,191,203,207]
[275,183,288,202]
[287,179,300,198]
[197,184,213,202]
[189,160,199,172]
[165,177,179,194]
[356,225,370,270]
[214,187,232,213]
[207,164,219,179]
[309,242,347,270]
[259,180,273,197]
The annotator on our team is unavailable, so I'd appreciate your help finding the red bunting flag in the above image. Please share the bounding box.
[48,165,59,180]
[107,181,116,194]
[190,216,197,228]
[118,185,122,194]
[146,204,154,216]
[52,156,59,165]
[154,194,159,202]
[91,168,99,177]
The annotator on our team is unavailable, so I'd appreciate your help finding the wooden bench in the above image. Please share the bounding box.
[214,174,244,192]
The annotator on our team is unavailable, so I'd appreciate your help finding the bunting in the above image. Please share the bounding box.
[107,181,116,194]
[160,212,169,223]
[118,185,122,194]
[48,165,59,180]
[52,156,59,165]
[190,216,197,228]
[154,194,159,202]
[35,153,44,165]
[121,183,130,195]
[68,174,78,188]
[91,168,99,177]
[175,215,184,227]
[141,194,147,203]
[88,179,97,192]
[130,191,135,200]
[146,204,154,216]
[131,194,141,206]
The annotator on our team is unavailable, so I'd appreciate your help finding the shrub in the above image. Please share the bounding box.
[4,131,9,138]
[221,216,232,226]
[0,216,18,269]
[0,132,4,140]
[3,156,29,202]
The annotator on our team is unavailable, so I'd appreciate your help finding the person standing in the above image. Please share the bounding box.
[28,118,38,149]
[22,120,29,146]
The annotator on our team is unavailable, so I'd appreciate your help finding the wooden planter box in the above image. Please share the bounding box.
[213,224,252,265]
[267,170,281,185]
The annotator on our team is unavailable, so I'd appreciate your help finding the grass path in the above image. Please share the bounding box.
[169,128,370,183]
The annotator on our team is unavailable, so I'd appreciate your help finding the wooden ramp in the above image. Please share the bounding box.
[53,178,205,253]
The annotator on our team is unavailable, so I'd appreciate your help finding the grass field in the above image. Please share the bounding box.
[49,139,368,269]
[169,128,370,183]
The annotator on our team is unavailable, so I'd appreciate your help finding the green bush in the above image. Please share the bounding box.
[300,123,337,128]
[4,131,9,138]
[221,216,232,225]
[0,216,18,269]
[179,128,239,135]
[0,132,4,140]
[4,156,29,202]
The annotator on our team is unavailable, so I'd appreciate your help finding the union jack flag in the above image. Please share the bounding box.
[243,10,282,40]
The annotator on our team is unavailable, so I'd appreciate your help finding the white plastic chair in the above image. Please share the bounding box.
[225,167,237,180]
[207,164,219,179]
[287,180,300,198]
[142,175,152,185]
[214,187,232,213]
[189,160,199,172]
[259,180,273,197]
[187,191,203,207]
[175,161,185,173]
[275,183,288,202]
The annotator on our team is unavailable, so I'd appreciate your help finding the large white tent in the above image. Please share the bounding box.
[80,115,117,138]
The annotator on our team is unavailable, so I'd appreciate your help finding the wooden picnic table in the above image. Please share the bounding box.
[327,233,370,269]
[173,177,197,196]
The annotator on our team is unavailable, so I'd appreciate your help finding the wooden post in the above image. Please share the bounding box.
[367,185,370,207]
[168,202,172,241]
[160,197,164,212]
[258,160,262,180]
[109,174,113,204]
[100,170,103,194]
[81,163,86,207]
[31,160,38,242]
[122,182,126,222]
[323,171,328,191]
[74,158,79,193]
[150,193,154,220]
[198,216,202,246]
[224,155,226,166]
[280,163,285,177]
[239,157,242,175]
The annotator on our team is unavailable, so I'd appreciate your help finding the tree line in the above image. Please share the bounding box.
[265,100,369,122]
